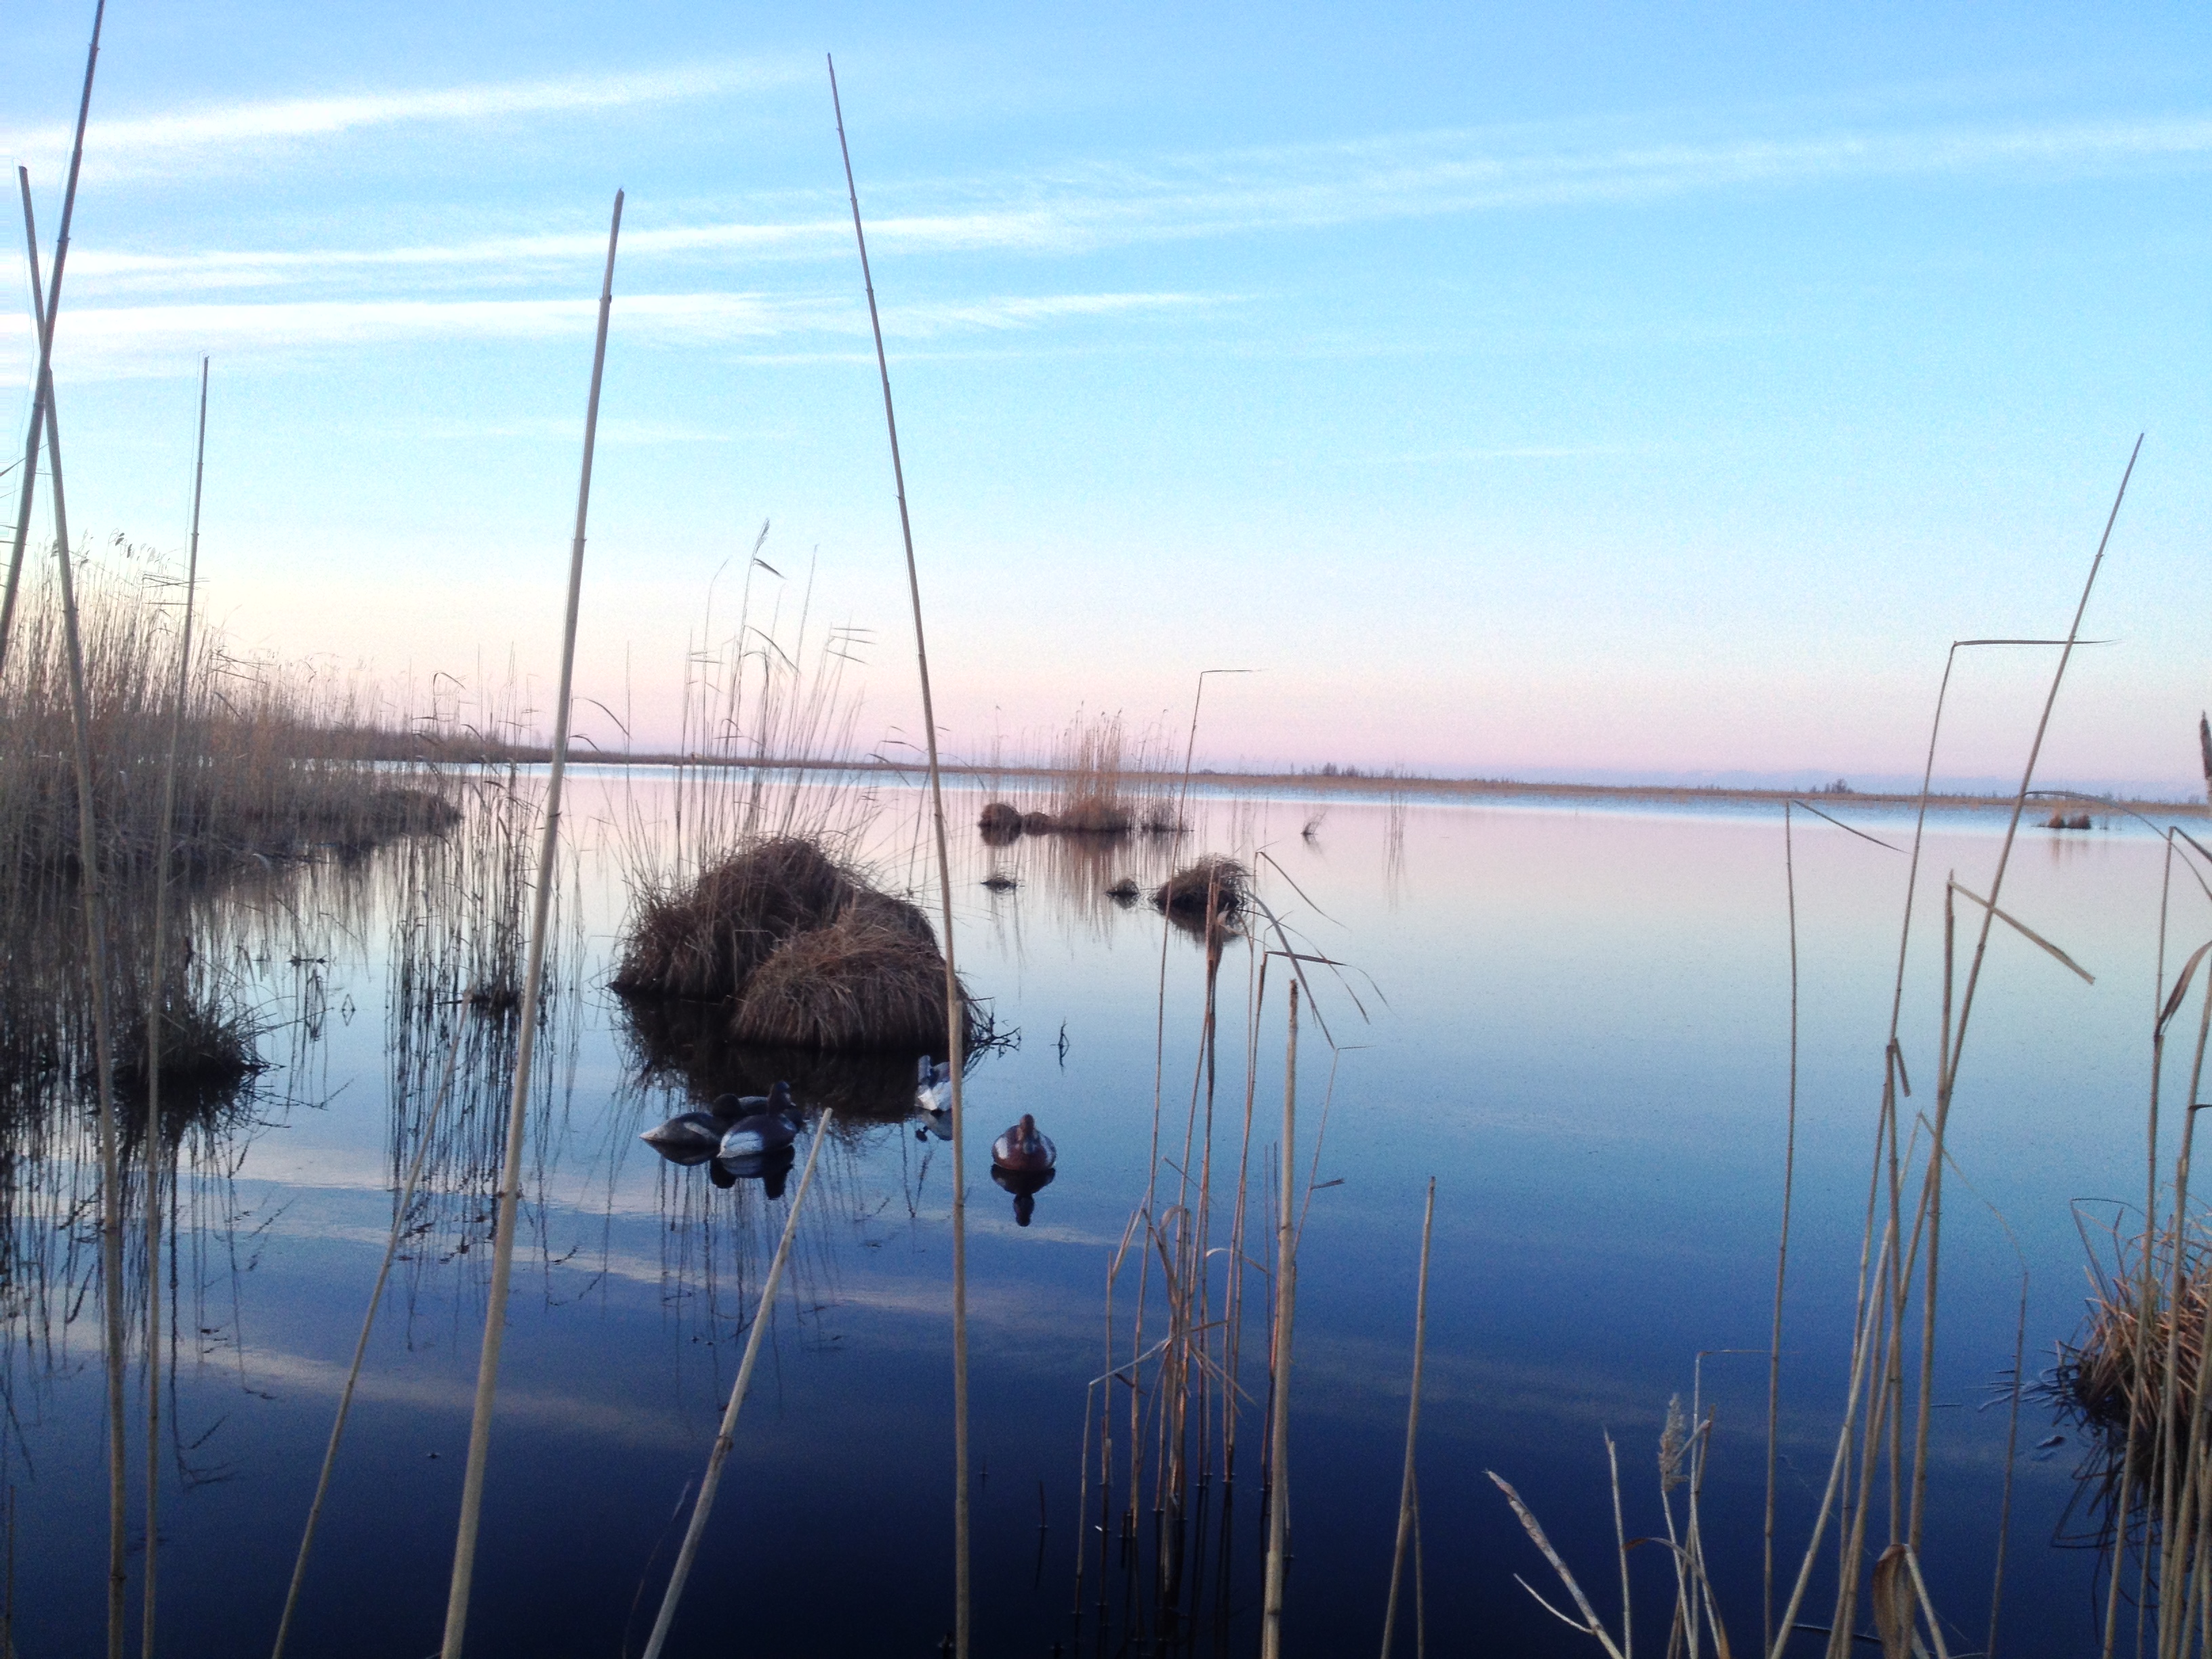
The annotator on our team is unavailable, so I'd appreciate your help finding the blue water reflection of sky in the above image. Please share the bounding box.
[6,779,2186,1654]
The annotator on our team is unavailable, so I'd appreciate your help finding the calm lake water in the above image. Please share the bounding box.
[4,769,2184,1656]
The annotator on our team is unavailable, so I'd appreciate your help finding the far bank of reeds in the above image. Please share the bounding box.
[0,545,454,894]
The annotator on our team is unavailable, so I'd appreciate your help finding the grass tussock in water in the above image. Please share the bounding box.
[613,836,855,1001]
[1153,857,1246,920]
[2049,1225,2209,1481]
[614,837,987,1053]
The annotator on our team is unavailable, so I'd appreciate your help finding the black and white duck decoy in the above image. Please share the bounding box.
[640,1109,724,1164]
[718,1080,800,1162]
[914,1056,954,1142]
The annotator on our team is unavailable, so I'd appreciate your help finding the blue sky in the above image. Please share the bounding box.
[5,3,2212,790]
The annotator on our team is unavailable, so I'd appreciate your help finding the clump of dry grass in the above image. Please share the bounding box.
[611,837,856,1000]
[2049,1226,2208,1483]
[1049,710,1172,835]
[733,901,987,1052]
[978,802,1022,836]
[614,834,987,1053]
[1153,857,1246,920]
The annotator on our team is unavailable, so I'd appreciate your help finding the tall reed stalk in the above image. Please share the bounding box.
[0,1,102,682]
[1764,801,1800,1655]
[1906,438,2138,1555]
[438,188,623,1659]
[1261,980,1299,1659]
[1380,1176,1435,1658]
[640,1111,836,1659]
[828,56,972,1656]
[142,356,207,1659]
[14,18,124,1648]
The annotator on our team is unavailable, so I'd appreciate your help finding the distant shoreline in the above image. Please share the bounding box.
[434,747,2209,818]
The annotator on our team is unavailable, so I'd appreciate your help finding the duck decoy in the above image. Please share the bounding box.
[914,1056,955,1141]
[640,1109,724,1164]
[710,1091,769,1121]
[991,1162,1057,1227]
[991,1114,1056,1174]
[718,1080,800,1162]
[916,1057,951,1113]
[719,1143,796,1200]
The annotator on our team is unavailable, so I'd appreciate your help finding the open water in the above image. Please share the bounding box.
[3,769,2187,1656]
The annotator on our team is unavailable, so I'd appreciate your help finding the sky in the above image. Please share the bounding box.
[5,2,2212,792]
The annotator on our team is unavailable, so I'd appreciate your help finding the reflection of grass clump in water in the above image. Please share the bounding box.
[613,835,989,1052]
[114,997,265,1136]
[621,999,931,1122]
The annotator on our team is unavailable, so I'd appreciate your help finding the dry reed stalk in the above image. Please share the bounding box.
[1488,1470,1627,1659]
[1908,438,2140,1553]
[1765,802,1800,1655]
[1380,1176,1435,1658]
[1767,1223,1894,1659]
[439,188,621,1659]
[827,60,972,1655]
[1820,632,2076,1629]
[640,1110,835,1659]
[19,35,127,1643]
[1260,980,1298,1659]
[0,3,101,682]
[1987,1263,2028,1659]
[272,1015,464,1659]
[2157,979,2212,1657]
[141,355,207,1659]
[2103,860,2205,1659]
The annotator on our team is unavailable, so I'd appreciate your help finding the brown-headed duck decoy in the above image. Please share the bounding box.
[991,1162,1057,1227]
[991,1114,1055,1174]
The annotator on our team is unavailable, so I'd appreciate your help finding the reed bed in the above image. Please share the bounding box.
[0,546,453,891]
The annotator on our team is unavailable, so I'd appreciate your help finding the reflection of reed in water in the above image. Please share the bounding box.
[380,766,584,1310]
[964,792,1209,945]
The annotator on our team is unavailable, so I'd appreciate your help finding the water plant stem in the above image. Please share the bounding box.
[827,56,971,1657]
[23,29,125,1642]
[439,188,622,1659]
[640,1111,836,1659]
[142,355,207,1659]
[272,1017,465,1659]
[1908,436,2140,1551]
[1380,1176,1435,1658]
[1765,801,1799,1655]
[0,1,102,682]
[1261,981,1299,1659]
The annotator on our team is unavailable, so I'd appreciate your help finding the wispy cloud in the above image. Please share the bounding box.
[0,58,801,178]
[0,289,1218,378]
[49,106,2212,299]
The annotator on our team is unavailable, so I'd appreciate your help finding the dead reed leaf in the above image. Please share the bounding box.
[1948,880,2094,985]
[1487,1471,1626,1659]
[1870,1544,1915,1659]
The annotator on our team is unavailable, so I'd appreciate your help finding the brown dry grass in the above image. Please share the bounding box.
[731,901,985,1052]
[611,836,855,1000]
[0,546,455,889]
[1153,857,1246,919]
[2051,1226,2209,1482]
